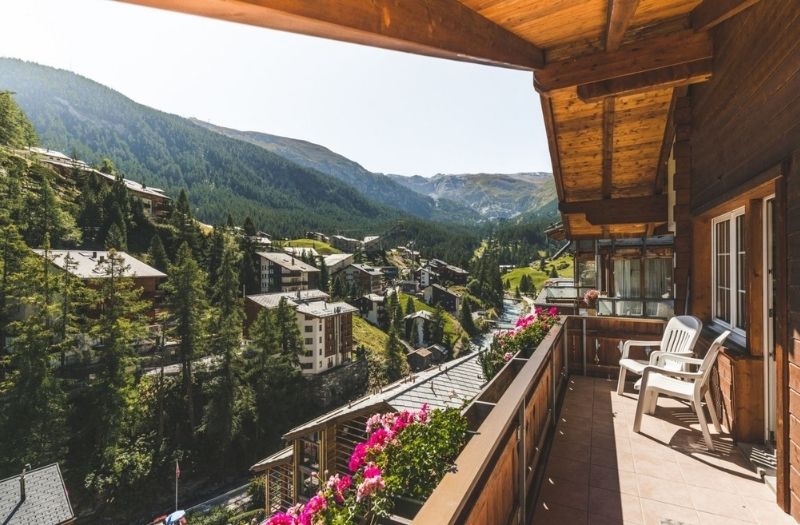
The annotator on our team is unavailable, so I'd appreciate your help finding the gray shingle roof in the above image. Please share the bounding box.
[283,353,485,440]
[32,250,166,279]
[0,464,74,525]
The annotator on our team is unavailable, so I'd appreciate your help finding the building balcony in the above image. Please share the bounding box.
[410,316,789,524]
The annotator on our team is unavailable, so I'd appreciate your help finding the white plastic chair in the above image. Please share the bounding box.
[616,315,703,395]
[633,330,730,451]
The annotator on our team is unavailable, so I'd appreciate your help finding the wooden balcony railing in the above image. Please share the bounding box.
[412,317,567,525]
[411,315,671,524]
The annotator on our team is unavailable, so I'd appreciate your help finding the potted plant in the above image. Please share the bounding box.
[583,289,600,316]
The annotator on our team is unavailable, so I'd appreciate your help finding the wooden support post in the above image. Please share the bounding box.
[673,95,693,315]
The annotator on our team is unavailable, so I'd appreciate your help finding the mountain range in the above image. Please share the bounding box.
[0,58,556,233]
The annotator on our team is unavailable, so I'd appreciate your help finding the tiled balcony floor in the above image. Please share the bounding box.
[534,376,794,525]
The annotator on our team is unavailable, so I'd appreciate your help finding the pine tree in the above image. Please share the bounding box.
[331,275,345,300]
[105,222,127,250]
[24,174,81,248]
[203,235,249,458]
[148,234,170,272]
[238,231,260,295]
[0,242,68,472]
[459,300,478,337]
[242,216,257,237]
[430,305,446,346]
[87,250,149,475]
[549,266,559,278]
[163,242,208,442]
[0,91,37,148]
[384,328,409,382]
[251,307,279,362]
[207,226,226,290]
[392,296,405,336]
[275,297,302,362]
[318,256,329,292]
[404,296,415,340]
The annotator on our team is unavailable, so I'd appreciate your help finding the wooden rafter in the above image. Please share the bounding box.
[119,0,544,70]
[691,0,762,31]
[540,93,572,238]
[602,97,615,200]
[577,59,713,102]
[534,29,713,92]
[605,0,641,52]
[559,195,668,225]
[653,90,679,195]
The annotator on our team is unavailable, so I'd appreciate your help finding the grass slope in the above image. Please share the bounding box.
[281,238,341,255]
[503,255,574,292]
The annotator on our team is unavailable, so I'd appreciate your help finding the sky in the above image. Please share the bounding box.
[0,0,551,177]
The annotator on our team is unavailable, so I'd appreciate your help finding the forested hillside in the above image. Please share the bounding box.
[0,58,403,236]
[191,119,481,224]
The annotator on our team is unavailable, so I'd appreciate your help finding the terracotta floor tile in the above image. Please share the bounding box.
[593,448,636,473]
[590,464,639,495]
[741,496,797,525]
[535,500,589,525]
[589,486,644,524]
[689,486,753,521]
[696,511,754,524]
[677,461,740,494]
[635,473,694,507]
[633,456,684,482]
[640,498,700,525]
[546,456,592,485]
[539,475,590,511]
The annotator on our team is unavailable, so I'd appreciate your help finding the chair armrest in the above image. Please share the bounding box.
[620,339,661,359]
[658,354,704,366]
[641,365,702,382]
[648,350,694,366]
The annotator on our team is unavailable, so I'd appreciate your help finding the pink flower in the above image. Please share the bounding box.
[366,427,393,451]
[349,442,368,472]
[305,494,327,514]
[356,465,385,502]
[264,513,298,525]
[338,474,352,492]
[503,352,513,362]
[417,403,429,423]
[548,306,558,316]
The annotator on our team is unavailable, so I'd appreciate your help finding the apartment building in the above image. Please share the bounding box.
[257,252,320,293]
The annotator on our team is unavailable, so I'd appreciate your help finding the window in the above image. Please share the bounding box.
[712,208,746,333]
[645,258,673,299]
[304,325,313,333]
[613,258,641,298]
[304,337,313,345]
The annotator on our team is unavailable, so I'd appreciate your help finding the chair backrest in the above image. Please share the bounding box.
[695,330,731,394]
[659,315,703,355]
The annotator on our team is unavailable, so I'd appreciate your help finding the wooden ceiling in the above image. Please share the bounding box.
[120,0,760,239]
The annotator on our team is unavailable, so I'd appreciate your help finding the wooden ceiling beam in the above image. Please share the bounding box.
[605,0,641,52]
[691,0,762,32]
[535,29,713,93]
[119,0,544,70]
[577,59,713,102]
[653,90,679,195]
[602,97,615,200]
[559,195,668,225]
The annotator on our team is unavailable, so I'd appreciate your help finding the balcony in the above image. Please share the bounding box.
[412,316,789,524]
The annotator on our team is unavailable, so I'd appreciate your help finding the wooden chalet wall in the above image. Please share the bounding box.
[684,0,800,517]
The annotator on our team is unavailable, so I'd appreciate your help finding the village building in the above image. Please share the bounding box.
[329,235,362,253]
[245,290,356,375]
[282,246,319,259]
[321,253,354,275]
[305,232,329,243]
[257,252,320,293]
[424,258,470,285]
[27,147,171,219]
[422,284,462,314]
[355,293,386,327]
[342,263,383,295]
[0,464,75,525]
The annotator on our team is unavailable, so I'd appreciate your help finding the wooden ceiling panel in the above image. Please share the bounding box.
[631,0,702,27]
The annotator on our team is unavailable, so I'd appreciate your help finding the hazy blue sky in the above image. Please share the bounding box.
[0,0,551,177]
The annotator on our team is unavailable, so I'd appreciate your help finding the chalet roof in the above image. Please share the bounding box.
[32,250,166,280]
[323,253,353,267]
[363,236,380,243]
[296,301,358,319]
[250,446,293,473]
[0,464,74,525]
[283,352,485,440]
[410,348,432,358]
[363,293,385,303]
[246,290,330,309]
[257,252,320,273]
[405,310,433,321]
[431,284,460,297]
[348,264,383,277]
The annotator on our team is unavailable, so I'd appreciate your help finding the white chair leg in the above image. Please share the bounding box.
[704,391,722,434]
[647,391,659,415]
[693,400,715,451]
[633,388,647,433]
[617,367,627,395]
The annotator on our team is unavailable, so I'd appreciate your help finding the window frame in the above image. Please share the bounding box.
[711,206,746,336]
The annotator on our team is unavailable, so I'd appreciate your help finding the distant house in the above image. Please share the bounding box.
[406,346,433,372]
[329,235,362,253]
[245,290,357,375]
[27,147,171,219]
[343,264,384,295]
[322,253,354,275]
[305,232,329,243]
[249,231,272,249]
[404,310,434,347]
[31,249,166,316]
[283,246,319,258]
[380,266,399,280]
[258,252,320,293]
[362,235,381,254]
[356,293,386,327]
[397,246,420,262]
[396,280,420,294]
[0,463,75,525]
[423,284,462,313]
[424,258,469,286]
